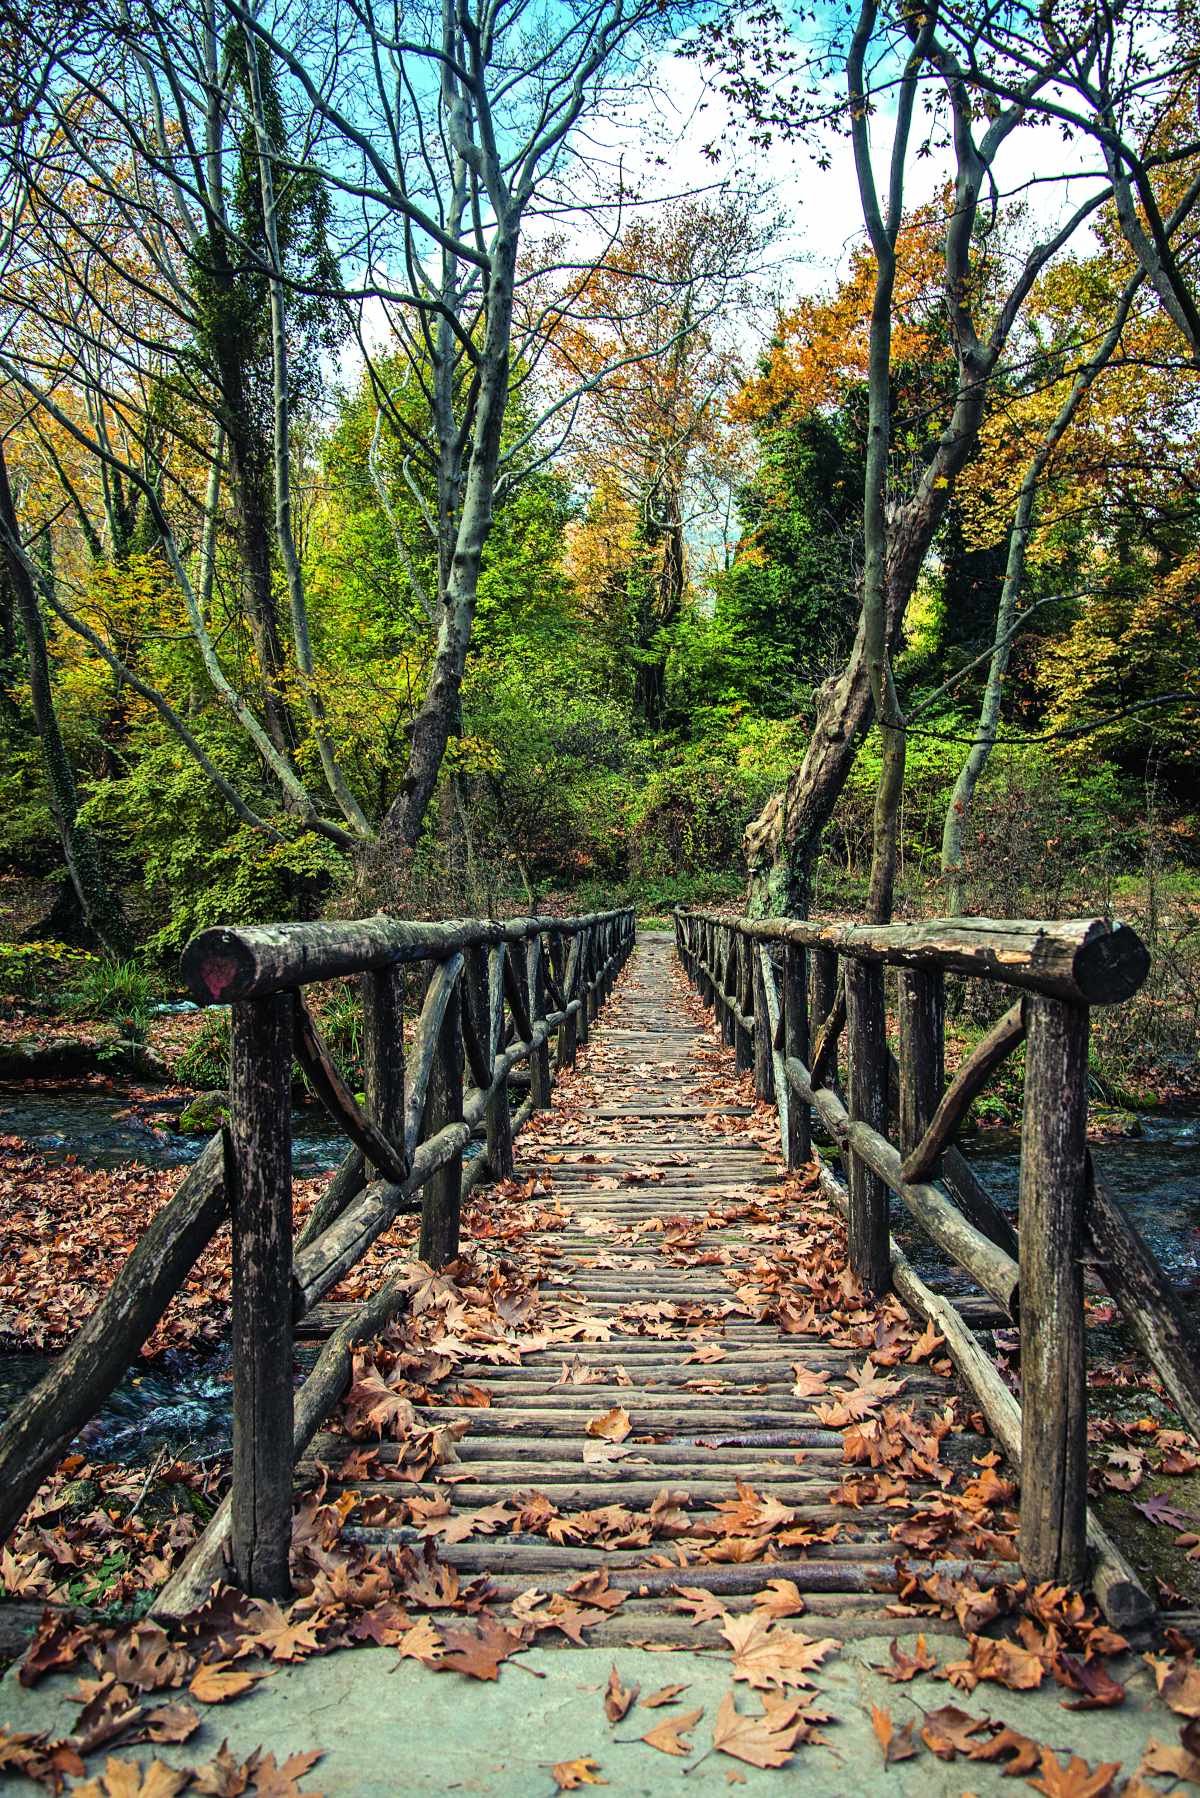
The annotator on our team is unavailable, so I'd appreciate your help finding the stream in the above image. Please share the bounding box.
[0,1089,1196,1463]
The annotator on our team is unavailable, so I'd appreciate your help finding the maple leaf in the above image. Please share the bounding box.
[1133,1493,1191,1529]
[245,1748,324,1797]
[585,1406,632,1442]
[343,1360,418,1439]
[872,1635,936,1683]
[710,1690,808,1769]
[790,1366,831,1400]
[671,1585,731,1624]
[18,1607,89,1686]
[237,1602,325,1664]
[719,1615,839,1691]
[72,1757,192,1798]
[551,1757,607,1788]
[871,1704,918,1764]
[1026,1748,1122,1797]
[188,1660,272,1704]
[642,1683,689,1708]
[1054,1652,1126,1709]
[640,1705,704,1756]
[1148,1654,1200,1718]
[967,1724,1043,1776]
[603,1664,638,1723]
[190,1740,251,1797]
[919,1703,991,1760]
[1139,1735,1200,1784]
[906,1320,945,1363]
[103,1624,192,1692]
[433,1614,526,1680]
[142,1703,201,1745]
[752,1579,806,1620]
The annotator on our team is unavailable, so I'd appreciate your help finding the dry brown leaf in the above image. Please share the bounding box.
[586,1406,633,1443]
[552,1758,607,1789]
[919,1704,991,1761]
[603,1665,638,1724]
[641,1683,689,1709]
[188,1661,271,1705]
[871,1704,919,1765]
[72,1758,192,1798]
[640,1705,704,1756]
[752,1579,806,1620]
[719,1614,839,1691]
[1025,1748,1122,1797]
[872,1635,936,1683]
[711,1691,807,1770]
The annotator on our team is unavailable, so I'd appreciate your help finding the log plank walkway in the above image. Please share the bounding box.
[295,930,1001,1645]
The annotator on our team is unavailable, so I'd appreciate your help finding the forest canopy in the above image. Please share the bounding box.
[0,0,1195,1002]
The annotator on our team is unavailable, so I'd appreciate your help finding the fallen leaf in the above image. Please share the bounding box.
[719,1614,839,1691]
[640,1705,704,1756]
[603,1665,638,1724]
[1026,1747,1122,1797]
[711,1690,807,1770]
[641,1683,689,1709]
[552,1758,607,1789]
[919,1704,991,1760]
[872,1636,936,1683]
[871,1704,918,1765]
[752,1580,806,1620]
[72,1757,192,1797]
[586,1406,632,1443]
[188,1661,272,1704]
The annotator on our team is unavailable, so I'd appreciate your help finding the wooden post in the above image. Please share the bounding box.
[587,925,602,1023]
[844,959,890,1297]
[752,945,775,1103]
[419,974,464,1267]
[719,930,736,1046]
[897,969,944,1158]
[526,930,552,1108]
[733,934,752,1072]
[558,932,579,1070]
[1019,994,1089,1587]
[361,964,404,1180]
[577,928,592,1044]
[484,944,513,1180]
[810,947,839,1087]
[229,993,294,1600]
[783,945,810,1168]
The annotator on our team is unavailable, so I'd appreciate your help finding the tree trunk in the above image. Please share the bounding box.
[0,444,134,958]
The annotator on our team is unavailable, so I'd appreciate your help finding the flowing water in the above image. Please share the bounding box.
[0,1088,1196,1461]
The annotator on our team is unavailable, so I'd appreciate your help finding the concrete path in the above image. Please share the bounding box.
[0,1635,1178,1793]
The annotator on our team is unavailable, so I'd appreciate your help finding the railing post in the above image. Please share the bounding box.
[783,944,810,1168]
[526,930,552,1108]
[897,969,944,1158]
[577,928,592,1044]
[484,944,513,1179]
[557,930,578,1070]
[810,946,839,1088]
[361,964,404,1179]
[752,944,775,1103]
[419,970,464,1267]
[1019,993,1089,1588]
[587,925,602,1023]
[733,933,753,1072]
[229,992,294,1600]
[719,928,736,1047]
[845,957,890,1296]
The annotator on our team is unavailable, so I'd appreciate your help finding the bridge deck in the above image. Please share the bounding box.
[297,930,1007,1643]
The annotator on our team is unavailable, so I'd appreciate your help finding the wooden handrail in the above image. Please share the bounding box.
[673,905,1170,1627]
[682,909,1149,1005]
[0,905,635,1608]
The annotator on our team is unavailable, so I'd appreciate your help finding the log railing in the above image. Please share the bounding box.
[675,908,1200,1630]
[0,907,635,1609]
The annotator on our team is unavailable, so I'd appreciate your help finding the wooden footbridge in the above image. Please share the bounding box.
[2,903,1198,1644]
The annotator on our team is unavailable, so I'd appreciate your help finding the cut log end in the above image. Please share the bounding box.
[181,929,258,1005]
[1073,920,1152,1005]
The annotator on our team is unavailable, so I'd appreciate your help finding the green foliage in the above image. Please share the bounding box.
[0,940,96,1001]
[80,740,344,957]
[63,958,161,1029]
[176,1013,231,1090]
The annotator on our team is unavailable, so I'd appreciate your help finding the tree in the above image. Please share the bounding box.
[546,198,762,725]
[709,0,1114,915]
